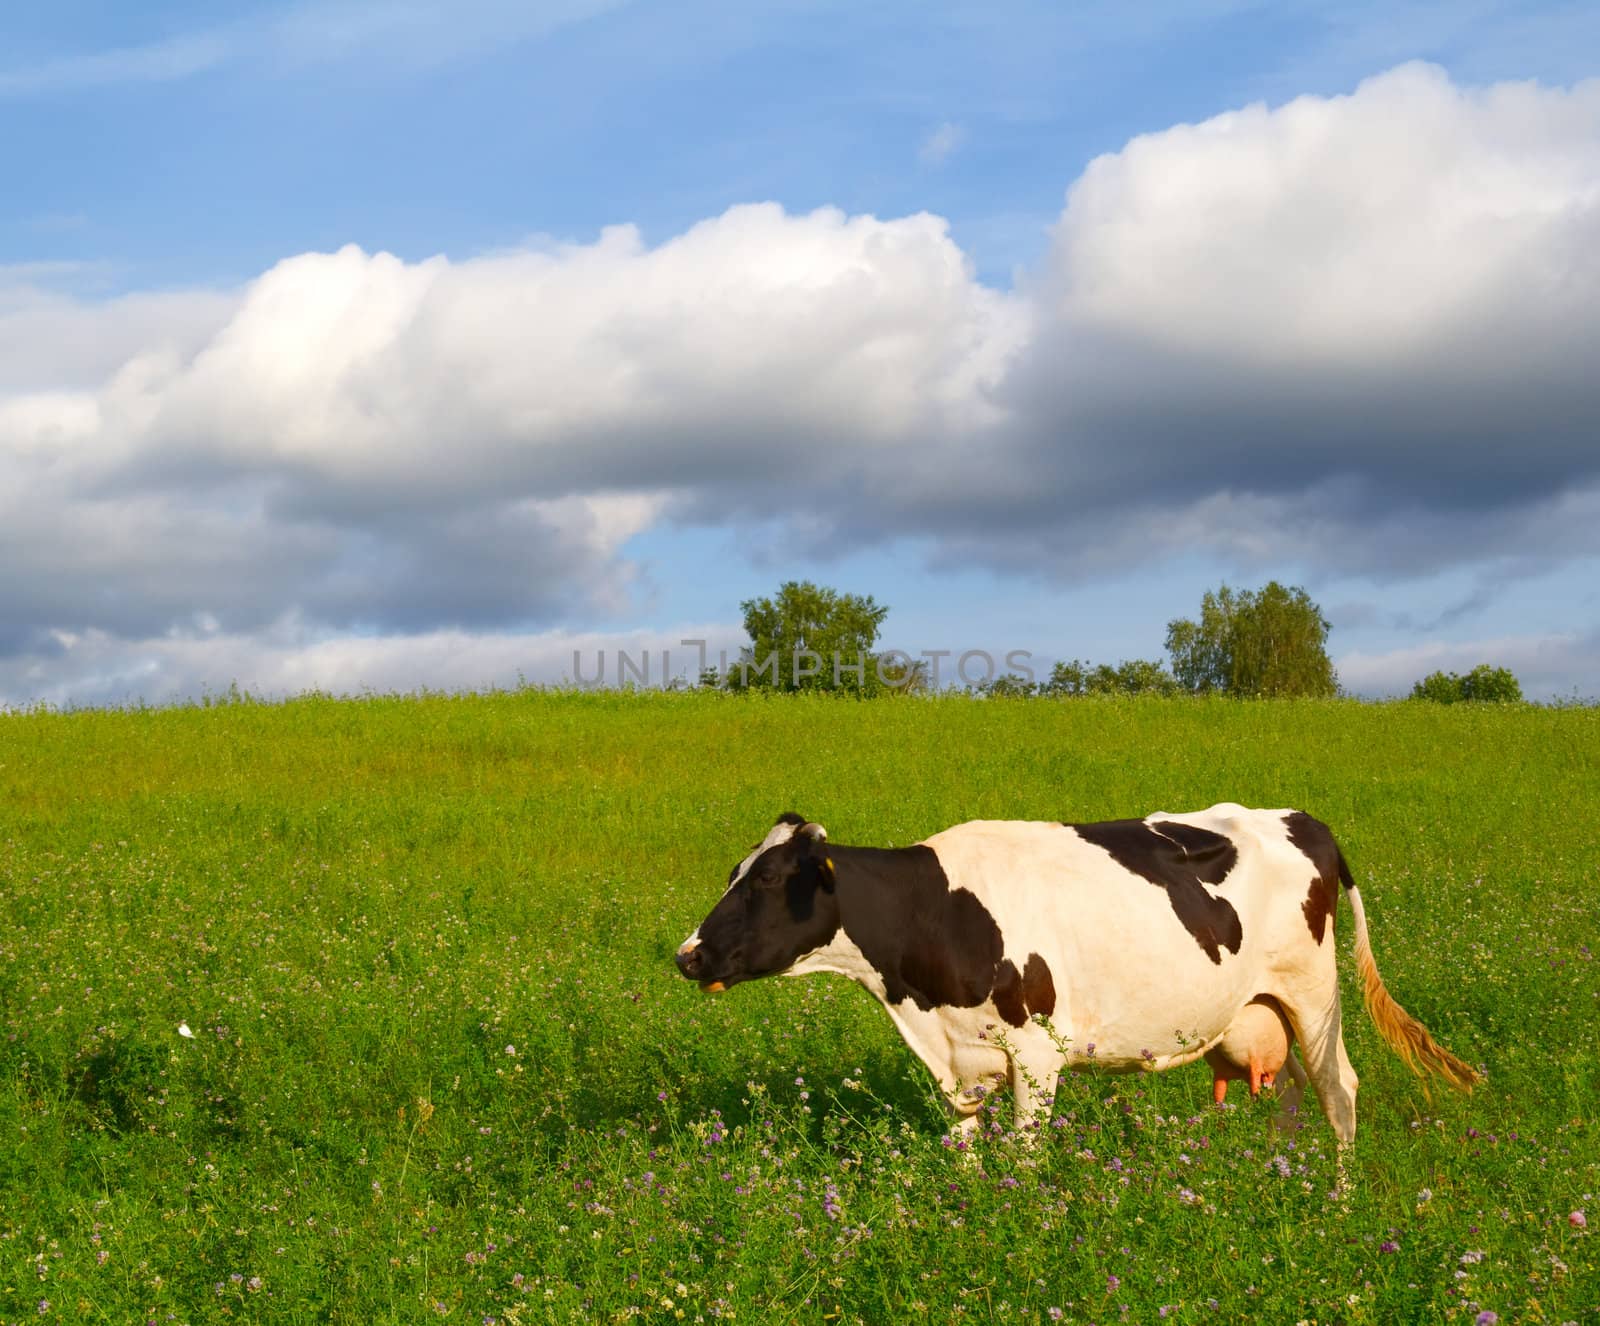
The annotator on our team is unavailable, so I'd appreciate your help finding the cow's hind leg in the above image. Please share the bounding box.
[1278,990,1359,1146]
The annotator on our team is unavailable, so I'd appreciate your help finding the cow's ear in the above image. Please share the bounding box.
[797,822,835,891]
[775,811,807,828]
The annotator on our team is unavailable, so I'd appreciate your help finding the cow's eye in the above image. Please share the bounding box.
[756,868,779,886]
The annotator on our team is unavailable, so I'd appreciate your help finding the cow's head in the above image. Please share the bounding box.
[675,812,839,991]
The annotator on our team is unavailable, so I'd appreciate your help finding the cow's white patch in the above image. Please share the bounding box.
[727,818,804,889]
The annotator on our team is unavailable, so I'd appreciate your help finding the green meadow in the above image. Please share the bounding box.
[1,691,1596,1324]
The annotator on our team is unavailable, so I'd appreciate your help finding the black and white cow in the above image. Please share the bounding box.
[675,806,1479,1142]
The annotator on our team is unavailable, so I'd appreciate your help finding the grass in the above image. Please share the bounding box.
[1,689,1596,1323]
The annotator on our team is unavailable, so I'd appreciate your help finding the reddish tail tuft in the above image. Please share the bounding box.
[1349,886,1481,1093]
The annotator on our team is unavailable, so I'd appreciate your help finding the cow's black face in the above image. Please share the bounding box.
[676,817,840,991]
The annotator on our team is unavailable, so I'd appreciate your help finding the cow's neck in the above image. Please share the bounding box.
[788,843,952,1007]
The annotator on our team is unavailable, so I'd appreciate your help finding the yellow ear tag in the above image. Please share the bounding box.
[825,857,834,871]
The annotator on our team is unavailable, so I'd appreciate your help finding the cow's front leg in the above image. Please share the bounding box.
[1006,1038,1063,1138]
[916,1024,1006,1144]
[948,1088,985,1141]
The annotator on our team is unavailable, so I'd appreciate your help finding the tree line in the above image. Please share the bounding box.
[703,579,1522,702]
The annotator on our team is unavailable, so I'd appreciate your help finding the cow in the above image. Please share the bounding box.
[674,806,1480,1143]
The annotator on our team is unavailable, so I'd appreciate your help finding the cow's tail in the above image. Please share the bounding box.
[1341,855,1481,1092]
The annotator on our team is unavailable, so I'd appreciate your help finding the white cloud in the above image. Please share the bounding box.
[991,61,1600,573]
[138,208,1015,497]
[0,277,235,392]
[919,121,967,166]
[1041,63,1600,362]
[0,203,1017,653]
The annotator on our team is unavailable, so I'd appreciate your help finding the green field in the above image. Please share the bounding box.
[2,691,1596,1323]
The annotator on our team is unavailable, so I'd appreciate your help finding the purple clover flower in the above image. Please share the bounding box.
[822,1182,842,1221]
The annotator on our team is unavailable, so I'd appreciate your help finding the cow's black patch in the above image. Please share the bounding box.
[1069,818,1243,964]
[830,845,1013,1013]
[1023,953,1056,1019]
[994,952,1058,1027]
[993,959,1026,1026]
[1283,810,1348,945]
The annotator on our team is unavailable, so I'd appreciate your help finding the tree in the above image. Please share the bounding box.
[1410,670,1461,704]
[728,580,900,694]
[1410,664,1522,704]
[1103,658,1181,696]
[979,672,1041,698]
[1042,658,1179,697]
[1165,582,1337,698]
[1043,660,1089,696]
[1460,664,1522,703]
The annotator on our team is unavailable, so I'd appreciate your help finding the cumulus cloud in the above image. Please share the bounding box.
[3,62,1599,704]
[997,61,1600,574]
[139,209,1013,504]
[0,203,1014,680]
[0,274,235,393]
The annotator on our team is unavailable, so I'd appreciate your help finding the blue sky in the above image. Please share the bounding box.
[3,1,1599,704]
